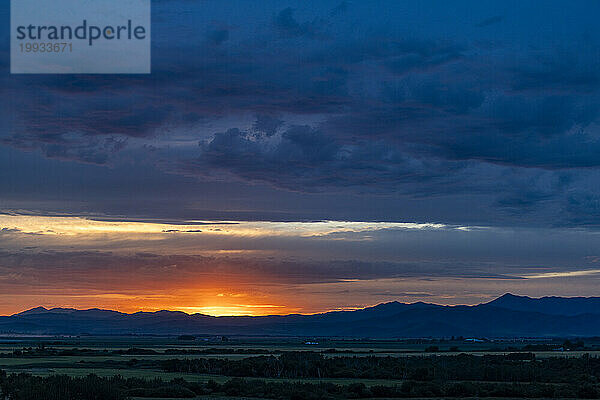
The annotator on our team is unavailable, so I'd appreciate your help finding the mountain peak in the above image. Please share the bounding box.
[498,293,527,300]
[486,293,530,305]
[486,293,600,317]
[16,306,49,316]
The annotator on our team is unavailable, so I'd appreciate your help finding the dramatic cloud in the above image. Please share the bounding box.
[2,215,600,314]
[2,0,600,313]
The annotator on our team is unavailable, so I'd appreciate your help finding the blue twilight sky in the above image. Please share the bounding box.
[1,1,600,314]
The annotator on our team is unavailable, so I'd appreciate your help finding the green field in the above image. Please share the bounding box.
[1,336,599,399]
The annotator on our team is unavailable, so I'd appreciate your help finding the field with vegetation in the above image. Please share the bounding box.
[1,336,600,399]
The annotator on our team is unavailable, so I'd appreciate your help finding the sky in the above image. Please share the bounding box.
[1,0,600,315]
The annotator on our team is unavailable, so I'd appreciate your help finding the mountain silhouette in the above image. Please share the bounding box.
[1,294,599,337]
[486,293,600,316]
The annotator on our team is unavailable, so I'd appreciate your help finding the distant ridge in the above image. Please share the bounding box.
[486,293,600,316]
[16,306,49,316]
[2,294,600,337]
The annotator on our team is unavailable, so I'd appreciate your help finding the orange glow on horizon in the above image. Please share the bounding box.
[0,287,308,317]
[6,302,313,317]
[177,304,291,317]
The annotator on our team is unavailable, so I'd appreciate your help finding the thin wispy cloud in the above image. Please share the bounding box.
[520,269,600,279]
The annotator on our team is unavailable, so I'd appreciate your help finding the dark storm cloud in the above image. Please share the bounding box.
[180,125,470,193]
[564,191,600,227]
[252,115,284,137]
[2,0,600,227]
[3,134,128,165]
[0,250,530,289]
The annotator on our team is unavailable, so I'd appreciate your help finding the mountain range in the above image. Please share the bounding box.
[1,294,600,337]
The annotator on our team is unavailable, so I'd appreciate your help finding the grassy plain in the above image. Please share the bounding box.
[2,336,599,399]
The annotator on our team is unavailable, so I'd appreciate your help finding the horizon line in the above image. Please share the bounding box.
[7,293,597,318]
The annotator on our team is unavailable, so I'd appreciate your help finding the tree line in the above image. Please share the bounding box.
[2,370,600,399]
[161,352,600,383]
